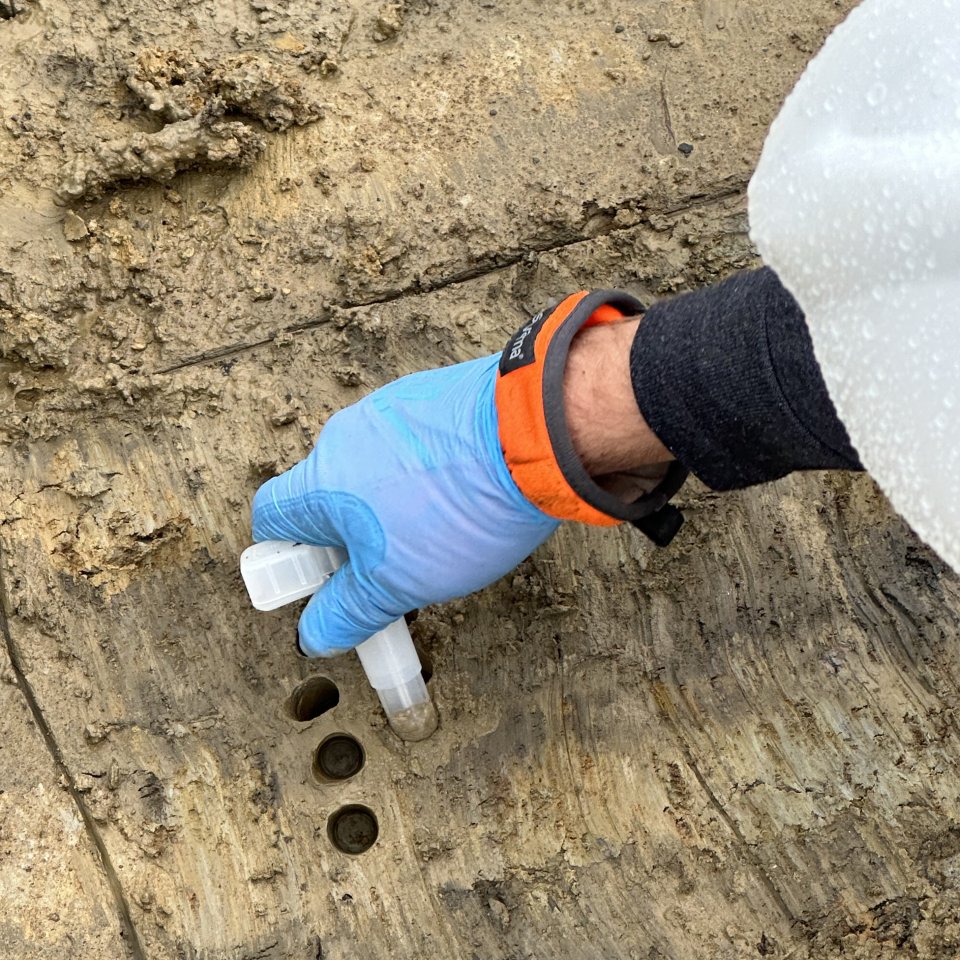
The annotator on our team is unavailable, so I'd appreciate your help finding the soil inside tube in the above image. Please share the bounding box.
[387,700,439,743]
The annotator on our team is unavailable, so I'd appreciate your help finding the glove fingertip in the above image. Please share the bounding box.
[296,620,339,658]
[298,559,402,657]
[297,578,369,657]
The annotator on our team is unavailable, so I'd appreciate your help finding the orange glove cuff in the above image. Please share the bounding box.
[495,290,688,538]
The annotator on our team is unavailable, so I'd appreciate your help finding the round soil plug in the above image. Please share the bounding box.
[328,805,378,855]
[315,734,365,782]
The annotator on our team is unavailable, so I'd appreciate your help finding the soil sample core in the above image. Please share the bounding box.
[386,700,438,742]
[328,805,378,855]
[314,734,365,781]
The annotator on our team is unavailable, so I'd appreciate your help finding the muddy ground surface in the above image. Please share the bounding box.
[4,1,960,958]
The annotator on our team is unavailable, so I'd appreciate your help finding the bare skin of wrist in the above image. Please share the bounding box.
[563,316,674,477]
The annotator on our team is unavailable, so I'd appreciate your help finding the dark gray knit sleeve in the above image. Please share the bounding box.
[629,267,862,491]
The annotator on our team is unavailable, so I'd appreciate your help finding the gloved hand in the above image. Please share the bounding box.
[252,291,686,656]
[252,353,559,655]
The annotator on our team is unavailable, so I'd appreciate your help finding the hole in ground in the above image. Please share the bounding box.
[415,644,433,685]
[409,622,432,684]
[313,733,365,782]
[287,677,339,722]
[328,805,378,855]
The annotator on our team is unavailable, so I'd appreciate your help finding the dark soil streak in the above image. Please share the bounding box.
[153,182,749,376]
[0,544,147,960]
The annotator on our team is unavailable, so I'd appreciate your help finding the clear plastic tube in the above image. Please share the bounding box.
[355,620,438,741]
[240,540,438,741]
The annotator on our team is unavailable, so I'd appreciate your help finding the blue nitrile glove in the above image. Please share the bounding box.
[252,354,559,655]
[252,291,687,657]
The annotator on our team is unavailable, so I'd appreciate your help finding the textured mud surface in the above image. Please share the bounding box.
[5,1,960,958]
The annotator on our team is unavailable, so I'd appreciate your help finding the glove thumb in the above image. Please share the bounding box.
[297,561,393,657]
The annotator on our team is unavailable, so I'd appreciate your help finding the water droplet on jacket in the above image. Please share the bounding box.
[748,0,960,574]
[866,82,888,106]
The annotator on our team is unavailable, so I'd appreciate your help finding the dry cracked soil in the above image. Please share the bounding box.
[4,1,960,958]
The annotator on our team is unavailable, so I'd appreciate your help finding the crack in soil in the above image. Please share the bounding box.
[681,746,800,928]
[0,544,147,960]
[153,181,748,376]
[651,673,803,932]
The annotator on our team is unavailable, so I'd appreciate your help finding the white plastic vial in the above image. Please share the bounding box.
[240,540,438,741]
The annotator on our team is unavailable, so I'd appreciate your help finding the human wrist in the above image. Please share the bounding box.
[496,290,686,536]
[563,316,674,476]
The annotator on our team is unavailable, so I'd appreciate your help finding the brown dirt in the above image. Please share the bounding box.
[5,1,960,958]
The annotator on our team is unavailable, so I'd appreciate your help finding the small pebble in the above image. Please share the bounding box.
[62,210,89,242]
[678,142,694,156]
[614,24,625,33]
